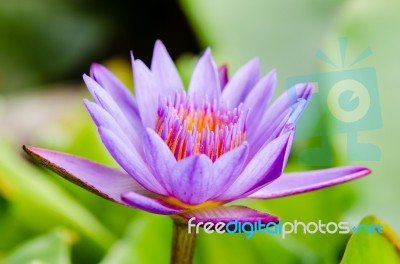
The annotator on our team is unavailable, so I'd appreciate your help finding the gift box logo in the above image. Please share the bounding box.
[286,38,382,166]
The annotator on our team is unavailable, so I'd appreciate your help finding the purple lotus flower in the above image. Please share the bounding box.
[23,41,370,226]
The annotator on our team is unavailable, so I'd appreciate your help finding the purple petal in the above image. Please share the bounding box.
[243,69,276,134]
[151,40,185,94]
[216,129,294,201]
[242,126,295,197]
[83,75,144,153]
[142,128,177,194]
[90,63,140,121]
[248,166,371,199]
[282,124,295,168]
[170,155,213,205]
[98,127,167,195]
[261,83,313,127]
[133,59,161,128]
[247,109,291,159]
[23,146,146,204]
[222,58,260,108]
[84,100,134,149]
[188,49,221,107]
[178,206,279,225]
[218,64,228,89]
[247,84,312,158]
[121,191,183,215]
[209,143,249,199]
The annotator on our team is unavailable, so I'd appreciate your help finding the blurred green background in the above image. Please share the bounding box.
[0,0,399,263]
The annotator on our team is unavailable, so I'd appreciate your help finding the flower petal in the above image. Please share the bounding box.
[178,206,279,225]
[84,100,134,148]
[247,84,312,158]
[216,129,294,201]
[242,126,295,197]
[249,98,308,160]
[218,64,228,89]
[83,75,144,153]
[121,191,183,215]
[222,58,260,108]
[98,127,167,195]
[151,40,185,94]
[243,69,276,134]
[133,59,161,128]
[188,49,221,106]
[23,146,145,204]
[90,63,140,121]
[170,154,213,205]
[261,83,313,127]
[248,166,371,199]
[247,109,291,159]
[282,124,295,169]
[142,128,177,194]
[209,143,249,198]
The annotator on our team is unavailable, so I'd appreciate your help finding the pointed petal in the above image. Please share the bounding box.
[178,206,279,225]
[90,63,140,121]
[142,128,177,194]
[83,75,144,153]
[209,143,249,198]
[23,146,146,204]
[170,155,213,205]
[248,166,371,199]
[151,40,184,94]
[84,100,134,149]
[133,59,161,128]
[261,83,313,127]
[188,49,221,106]
[121,191,183,215]
[243,69,276,133]
[242,126,295,197]
[247,84,312,158]
[282,124,295,168]
[218,64,228,89]
[247,109,291,159]
[98,127,167,195]
[216,129,293,201]
[222,58,260,107]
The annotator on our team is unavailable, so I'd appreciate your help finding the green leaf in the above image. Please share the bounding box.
[100,213,171,264]
[340,216,400,264]
[3,229,74,264]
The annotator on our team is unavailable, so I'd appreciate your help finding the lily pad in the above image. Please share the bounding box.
[3,229,74,264]
[341,215,400,264]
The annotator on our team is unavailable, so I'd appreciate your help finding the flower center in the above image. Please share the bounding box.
[155,93,247,161]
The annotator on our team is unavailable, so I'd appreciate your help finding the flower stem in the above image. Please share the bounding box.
[170,217,197,264]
